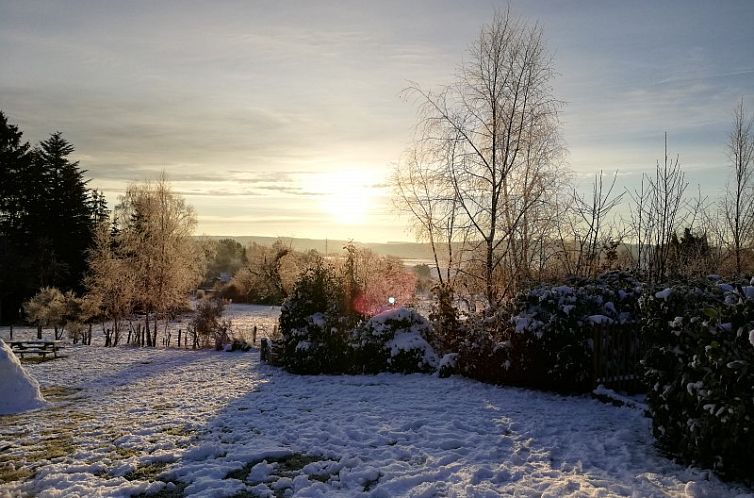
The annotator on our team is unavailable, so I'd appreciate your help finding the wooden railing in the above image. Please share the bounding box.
[591,325,643,393]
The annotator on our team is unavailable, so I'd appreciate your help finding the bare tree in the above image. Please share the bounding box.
[555,171,625,278]
[117,174,204,346]
[628,133,688,282]
[392,136,468,292]
[723,99,754,275]
[85,221,135,346]
[404,8,564,306]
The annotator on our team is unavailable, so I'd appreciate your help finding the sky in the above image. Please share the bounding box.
[1,0,753,242]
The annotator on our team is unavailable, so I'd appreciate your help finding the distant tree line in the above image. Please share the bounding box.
[215,239,417,313]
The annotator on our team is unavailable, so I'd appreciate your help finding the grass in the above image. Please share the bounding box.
[0,431,77,485]
[127,462,190,498]
[35,432,76,461]
[123,462,168,482]
[224,453,332,498]
[160,425,195,437]
[40,386,82,400]
[0,462,33,485]
[113,446,140,459]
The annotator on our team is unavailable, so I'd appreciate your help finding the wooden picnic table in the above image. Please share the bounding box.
[8,340,64,359]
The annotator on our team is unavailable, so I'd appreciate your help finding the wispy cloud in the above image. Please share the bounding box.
[2,0,753,241]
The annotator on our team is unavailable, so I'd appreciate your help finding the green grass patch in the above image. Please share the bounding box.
[114,446,140,459]
[160,425,195,437]
[40,386,82,400]
[224,453,333,498]
[34,432,76,461]
[123,462,168,482]
[0,462,33,485]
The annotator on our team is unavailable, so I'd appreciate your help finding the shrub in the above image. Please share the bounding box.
[191,297,234,349]
[351,308,438,374]
[457,271,642,392]
[428,284,463,354]
[641,278,754,484]
[275,261,361,374]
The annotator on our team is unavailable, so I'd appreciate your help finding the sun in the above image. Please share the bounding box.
[311,170,374,225]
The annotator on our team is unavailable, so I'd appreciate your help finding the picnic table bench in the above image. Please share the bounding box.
[8,340,63,359]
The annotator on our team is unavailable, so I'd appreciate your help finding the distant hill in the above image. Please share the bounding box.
[196,235,436,262]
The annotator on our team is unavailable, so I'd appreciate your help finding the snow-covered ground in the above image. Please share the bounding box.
[2,347,752,498]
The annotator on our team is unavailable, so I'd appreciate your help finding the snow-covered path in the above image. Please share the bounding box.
[1,347,751,498]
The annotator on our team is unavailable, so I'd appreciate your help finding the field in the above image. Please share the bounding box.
[1,308,752,498]
[0,303,282,348]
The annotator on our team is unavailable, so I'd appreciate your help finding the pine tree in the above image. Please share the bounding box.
[0,112,35,322]
[34,132,96,291]
[0,113,101,322]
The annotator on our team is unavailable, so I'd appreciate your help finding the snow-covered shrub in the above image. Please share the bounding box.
[351,308,438,374]
[428,284,463,354]
[453,305,510,383]
[458,271,642,392]
[275,261,361,374]
[437,353,459,378]
[641,278,754,483]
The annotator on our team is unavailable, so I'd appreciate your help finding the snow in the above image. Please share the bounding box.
[438,353,458,370]
[1,308,752,497]
[366,307,422,337]
[385,331,438,367]
[0,339,47,415]
[308,312,326,329]
[592,385,647,411]
[587,314,614,325]
[655,288,672,300]
[718,283,735,293]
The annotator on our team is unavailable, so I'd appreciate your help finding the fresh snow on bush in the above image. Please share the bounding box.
[642,280,754,483]
[655,288,672,300]
[2,344,752,497]
[366,308,439,370]
[354,307,438,373]
[0,339,46,415]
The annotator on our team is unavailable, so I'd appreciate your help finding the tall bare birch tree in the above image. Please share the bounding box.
[628,134,688,282]
[723,100,754,275]
[402,8,564,305]
[392,136,468,291]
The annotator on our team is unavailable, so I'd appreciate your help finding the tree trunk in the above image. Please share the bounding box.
[145,313,150,347]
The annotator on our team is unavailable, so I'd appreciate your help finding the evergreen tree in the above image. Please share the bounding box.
[0,111,35,322]
[31,132,95,291]
[0,112,101,322]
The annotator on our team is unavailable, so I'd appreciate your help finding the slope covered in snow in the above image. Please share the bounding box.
[0,345,751,497]
[0,339,46,415]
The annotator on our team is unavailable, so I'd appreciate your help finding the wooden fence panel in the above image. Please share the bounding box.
[591,325,643,393]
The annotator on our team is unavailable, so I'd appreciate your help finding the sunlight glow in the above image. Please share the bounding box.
[310,170,376,225]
